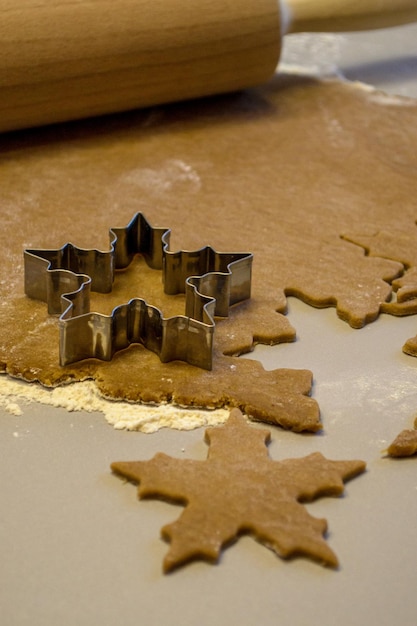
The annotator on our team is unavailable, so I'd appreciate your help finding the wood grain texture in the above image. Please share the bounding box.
[0,0,281,131]
[2,0,417,132]
[286,0,417,33]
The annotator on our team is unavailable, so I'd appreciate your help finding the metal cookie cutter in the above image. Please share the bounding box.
[24,213,253,370]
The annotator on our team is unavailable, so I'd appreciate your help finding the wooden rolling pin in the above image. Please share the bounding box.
[1,0,417,132]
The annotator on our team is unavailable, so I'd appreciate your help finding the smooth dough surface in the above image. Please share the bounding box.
[111,409,366,572]
[1,73,417,431]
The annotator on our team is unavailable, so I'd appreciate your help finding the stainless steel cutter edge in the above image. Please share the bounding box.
[23,213,253,370]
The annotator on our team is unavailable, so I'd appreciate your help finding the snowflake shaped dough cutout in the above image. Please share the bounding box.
[111,409,365,572]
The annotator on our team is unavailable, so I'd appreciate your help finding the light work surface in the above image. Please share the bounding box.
[1,25,417,626]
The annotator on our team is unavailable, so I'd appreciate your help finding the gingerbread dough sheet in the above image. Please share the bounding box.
[1,25,417,626]
[1,52,417,431]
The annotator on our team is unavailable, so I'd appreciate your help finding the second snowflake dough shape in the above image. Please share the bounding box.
[111,409,365,572]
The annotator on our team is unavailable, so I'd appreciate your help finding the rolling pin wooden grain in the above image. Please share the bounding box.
[1,0,417,132]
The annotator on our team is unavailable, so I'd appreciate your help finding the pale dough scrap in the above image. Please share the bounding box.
[387,417,417,457]
[1,73,417,430]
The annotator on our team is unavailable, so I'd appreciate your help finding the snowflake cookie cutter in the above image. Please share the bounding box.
[23,213,253,370]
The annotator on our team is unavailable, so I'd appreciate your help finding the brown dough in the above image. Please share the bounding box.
[387,416,417,457]
[1,73,417,430]
[111,408,366,572]
[387,429,417,457]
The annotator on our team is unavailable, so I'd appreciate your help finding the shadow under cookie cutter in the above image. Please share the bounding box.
[23,213,253,370]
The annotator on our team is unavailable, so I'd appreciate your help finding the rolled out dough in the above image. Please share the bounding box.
[1,73,417,431]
